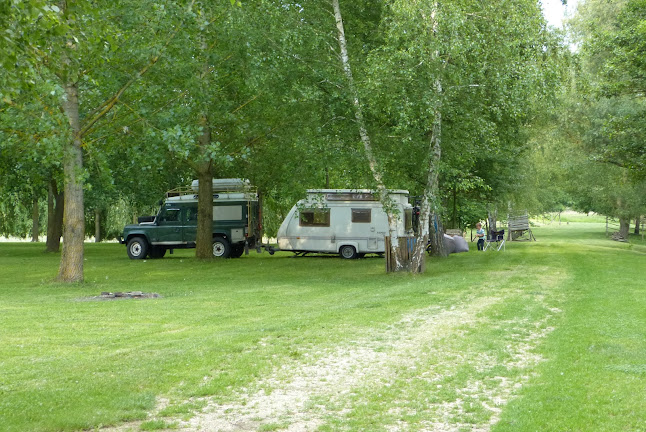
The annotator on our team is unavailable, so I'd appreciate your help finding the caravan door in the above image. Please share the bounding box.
[372,206,389,252]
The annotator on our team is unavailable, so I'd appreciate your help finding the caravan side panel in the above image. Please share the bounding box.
[277,205,336,253]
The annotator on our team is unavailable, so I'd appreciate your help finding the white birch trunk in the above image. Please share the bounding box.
[332,0,403,270]
[410,4,445,269]
[410,83,442,269]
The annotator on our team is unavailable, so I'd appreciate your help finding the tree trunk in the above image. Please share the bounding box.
[47,183,56,248]
[619,217,630,239]
[54,186,64,244]
[195,114,214,259]
[411,98,445,268]
[57,82,85,282]
[635,216,641,235]
[487,206,498,233]
[451,184,457,229]
[410,6,444,269]
[46,179,64,252]
[332,0,404,270]
[94,208,102,243]
[428,213,447,257]
[31,196,39,242]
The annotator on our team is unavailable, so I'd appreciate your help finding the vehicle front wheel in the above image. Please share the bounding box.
[339,245,357,259]
[127,237,149,260]
[212,237,231,258]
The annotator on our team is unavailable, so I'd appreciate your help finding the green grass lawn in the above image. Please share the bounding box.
[0,223,644,431]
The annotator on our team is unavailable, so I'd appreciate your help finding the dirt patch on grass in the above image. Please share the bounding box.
[77,291,161,301]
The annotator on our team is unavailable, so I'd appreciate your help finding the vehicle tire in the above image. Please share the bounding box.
[230,245,244,258]
[339,245,357,259]
[127,237,149,260]
[212,237,231,258]
[149,246,166,259]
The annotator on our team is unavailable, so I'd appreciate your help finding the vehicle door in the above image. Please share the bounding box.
[155,204,183,244]
[183,205,198,243]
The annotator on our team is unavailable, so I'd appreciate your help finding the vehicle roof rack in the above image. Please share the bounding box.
[166,179,257,198]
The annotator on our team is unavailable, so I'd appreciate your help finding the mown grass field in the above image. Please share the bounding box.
[0,222,644,432]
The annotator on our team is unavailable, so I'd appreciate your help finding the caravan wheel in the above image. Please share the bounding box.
[339,245,357,259]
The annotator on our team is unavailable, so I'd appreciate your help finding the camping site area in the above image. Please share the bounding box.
[1,219,645,432]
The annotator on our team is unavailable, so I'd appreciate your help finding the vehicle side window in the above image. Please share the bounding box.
[185,207,198,223]
[299,208,330,227]
[351,208,371,223]
[159,208,180,223]
[213,205,243,221]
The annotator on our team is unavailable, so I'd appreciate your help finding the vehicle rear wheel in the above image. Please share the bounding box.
[149,246,166,259]
[212,237,231,258]
[230,245,244,258]
[339,245,357,259]
[127,237,149,260]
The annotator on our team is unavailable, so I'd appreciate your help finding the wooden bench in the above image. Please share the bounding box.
[508,212,536,241]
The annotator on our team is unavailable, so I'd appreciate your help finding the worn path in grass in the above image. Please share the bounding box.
[179,287,561,432]
[163,251,568,431]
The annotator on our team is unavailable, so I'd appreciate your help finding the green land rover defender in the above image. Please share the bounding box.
[121,179,261,259]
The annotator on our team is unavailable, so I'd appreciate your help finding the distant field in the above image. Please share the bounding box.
[0,222,644,431]
[534,210,608,224]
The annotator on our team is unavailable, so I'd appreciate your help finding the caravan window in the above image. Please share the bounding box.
[299,208,330,227]
[351,208,371,223]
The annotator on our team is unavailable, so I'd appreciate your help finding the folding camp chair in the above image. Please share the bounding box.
[484,229,506,251]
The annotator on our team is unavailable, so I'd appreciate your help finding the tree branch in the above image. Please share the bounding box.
[79,0,196,137]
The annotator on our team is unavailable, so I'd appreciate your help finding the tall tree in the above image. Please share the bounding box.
[4,0,192,280]
[561,0,646,234]
[137,2,261,259]
[332,0,411,270]
[329,0,556,269]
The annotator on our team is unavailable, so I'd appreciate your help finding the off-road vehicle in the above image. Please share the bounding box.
[121,179,261,259]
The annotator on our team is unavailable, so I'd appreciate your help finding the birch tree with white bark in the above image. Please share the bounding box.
[329,0,554,271]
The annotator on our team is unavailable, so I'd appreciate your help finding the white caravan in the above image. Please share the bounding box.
[277,189,414,259]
